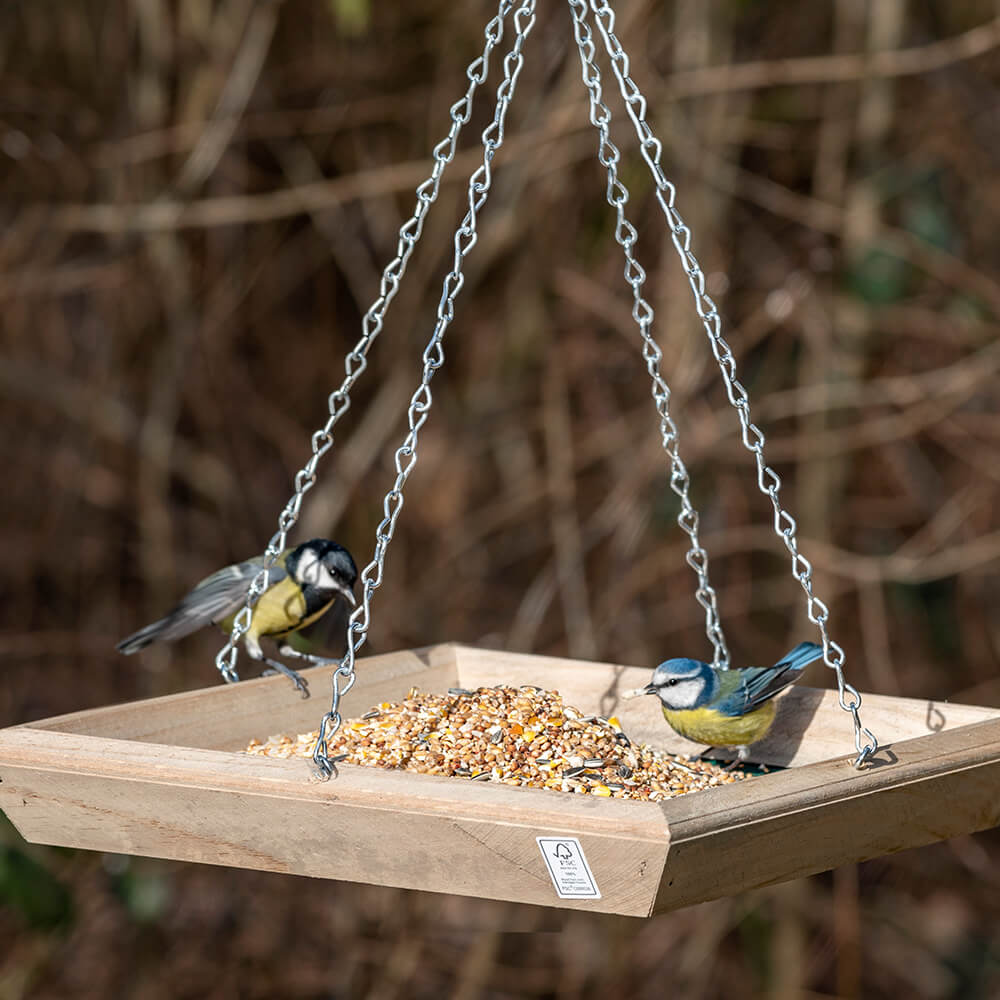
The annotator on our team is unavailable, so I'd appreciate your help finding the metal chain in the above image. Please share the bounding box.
[311,0,539,779]
[214,0,521,685]
[566,2,729,670]
[582,0,877,767]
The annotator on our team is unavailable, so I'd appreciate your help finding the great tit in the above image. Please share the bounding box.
[117,538,358,697]
[642,641,822,762]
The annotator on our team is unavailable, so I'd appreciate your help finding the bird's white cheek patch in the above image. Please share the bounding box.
[297,551,321,585]
[666,679,704,710]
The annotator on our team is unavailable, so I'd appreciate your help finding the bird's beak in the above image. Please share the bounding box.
[337,583,357,607]
[641,683,657,696]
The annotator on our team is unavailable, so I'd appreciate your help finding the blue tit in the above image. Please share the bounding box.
[117,538,358,697]
[642,641,823,761]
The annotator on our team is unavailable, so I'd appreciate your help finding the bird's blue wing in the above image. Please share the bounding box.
[713,642,822,716]
[773,641,824,672]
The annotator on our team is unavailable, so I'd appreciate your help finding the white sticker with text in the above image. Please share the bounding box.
[536,836,601,899]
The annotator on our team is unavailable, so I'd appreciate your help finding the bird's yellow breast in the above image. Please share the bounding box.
[218,577,334,640]
[662,700,777,748]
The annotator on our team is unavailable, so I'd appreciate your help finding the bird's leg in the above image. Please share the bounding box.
[277,642,341,669]
[721,745,750,772]
[258,657,310,698]
[241,636,310,697]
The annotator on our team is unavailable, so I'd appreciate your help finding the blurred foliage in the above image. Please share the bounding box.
[108,859,172,925]
[0,846,73,933]
[846,246,911,304]
[1,0,1000,997]
[329,0,372,37]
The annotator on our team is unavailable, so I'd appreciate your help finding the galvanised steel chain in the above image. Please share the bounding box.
[311,0,539,779]
[579,0,878,767]
[567,2,729,670]
[214,0,523,687]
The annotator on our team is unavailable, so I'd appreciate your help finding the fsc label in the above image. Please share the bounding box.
[536,837,601,899]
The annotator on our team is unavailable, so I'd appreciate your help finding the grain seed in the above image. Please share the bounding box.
[246,683,749,801]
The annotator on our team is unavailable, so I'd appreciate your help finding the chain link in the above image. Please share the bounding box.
[580,0,877,767]
[213,0,522,686]
[215,0,877,773]
[311,0,539,779]
[567,2,728,670]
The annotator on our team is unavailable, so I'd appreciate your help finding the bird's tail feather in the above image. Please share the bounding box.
[116,606,209,654]
[774,640,824,672]
[117,620,169,654]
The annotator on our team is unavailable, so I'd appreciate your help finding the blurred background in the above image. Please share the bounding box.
[2,0,1000,996]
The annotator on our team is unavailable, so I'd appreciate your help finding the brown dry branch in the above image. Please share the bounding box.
[667,15,1000,97]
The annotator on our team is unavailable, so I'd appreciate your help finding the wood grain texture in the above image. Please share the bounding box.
[653,716,1000,912]
[0,644,997,917]
[27,644,461,751]
[0,726,669,917]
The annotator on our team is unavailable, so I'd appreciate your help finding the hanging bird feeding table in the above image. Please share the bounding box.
[0,644,998,918]
[2,0,999,919]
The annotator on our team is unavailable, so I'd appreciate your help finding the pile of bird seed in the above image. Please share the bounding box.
[246,684,748,800]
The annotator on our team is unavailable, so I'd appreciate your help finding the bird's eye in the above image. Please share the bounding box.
[666,678,679,686]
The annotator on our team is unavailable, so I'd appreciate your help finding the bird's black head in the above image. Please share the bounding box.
[288,539,358,606]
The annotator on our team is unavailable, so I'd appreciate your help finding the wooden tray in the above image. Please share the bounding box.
[0,644,997,918]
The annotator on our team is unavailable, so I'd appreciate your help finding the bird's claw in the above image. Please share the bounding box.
[719,746,750,771]
[261,659,311,698]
